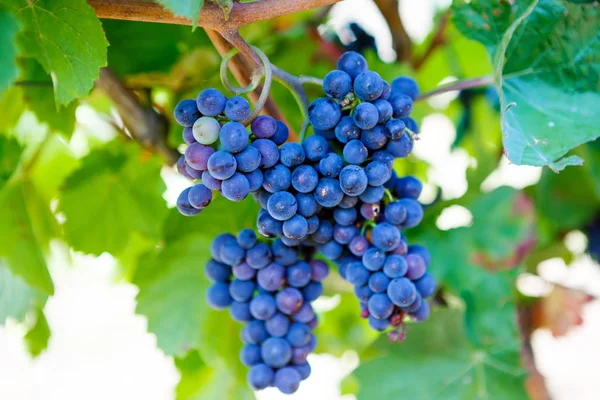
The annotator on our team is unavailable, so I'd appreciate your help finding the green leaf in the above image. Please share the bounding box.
[453,0,600,169]
[4,0,108,106]
[0,86,25,133]
[0,262,47,323]
[60,142,168,255]
[0,179,55,294]
[0,7,20,96]
[354,309,527,400]
[156,0,204,27]
[24,308,50,357]
[18,58,77,137]
[213,0,233,19]
[0,135,22,190]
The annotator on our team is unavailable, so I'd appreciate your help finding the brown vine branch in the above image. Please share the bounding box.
[373,0,412,62]
[418,76,494,101]
[412,9,451,70]
[95,67,179,164]
[88,0,341,32]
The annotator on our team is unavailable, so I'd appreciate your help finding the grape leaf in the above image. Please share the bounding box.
[3,0,108,106]
[453,0,600,170]
[0,87,25,133]
[156,0,205,27]
[0,7,19,97]
[59,142,168,255]
[0,179,56,294]
[24,308,50,357]
[0,136,22,190]
[354,309,527,400]
[0,262,47,323]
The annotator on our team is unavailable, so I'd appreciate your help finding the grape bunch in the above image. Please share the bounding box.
[205,229,327,394]
[173,89,288,216]
[173,51,437,394]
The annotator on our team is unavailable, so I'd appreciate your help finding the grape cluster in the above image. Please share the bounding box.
[173,89,289,216]
[205,229,327,394]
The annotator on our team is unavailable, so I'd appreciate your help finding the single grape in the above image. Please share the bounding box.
[257,211,283,238]
[267,192,297,221]
[408,244,431,266]
[257,262,285,291]
[319,240,343,260]
[368,315,390,331]
[337,51,368,80]
[387,277,417,307]
[386,132,413,158]
[272,239,299,266]
[313,178,344,208]
[295,363,311,380]
[354,71,384,101]
[323,69,352,99]
[206,282,232,310]
[221,172,250,201]
[252,139,280,169]
[196,88,226,116]
[242,320,268,345]
[302,135,328,162]
[262,164,291,193]
[410,300,430,321]
[207,150,237,180]
[276,287,304,315]
[396,176,423,199]
[339,165,369,196]
[391,76,420,101]
[311,220,333,244]
[349,235,369,256]
[205,259,231,283]
[368,293,394,319]
[185,164,203,179]
[286,322,311,347]
[372,222,401,251]
[241,344,262,367]
[389,94,414,118]
[192,116,220,145]
[232,262,256,281]
[286,261,312,288]
[405,253,426,280]
[174,99,201,127]
[246,242,273,269]
[360,125,388,150]
[201,170,222,191]
[283,215,309,240]
[402,117,419,133]
[220,240,246,266]
[251,115,277,138]
[384,118,406,140]
[319,152,344,178]
[398,198,424,228]
[359,185,384,204]
[309,260,329,281]
[279,142,305,168]
[365,161,392,187]
[185,143,215,171]
[368,271,390,293]
[247,364,274,390]
[210,233,235,262]
[245,169,264,192]
[345,261,370,286]
[183,126,196,145]
[291,165,319,193]
[353,102,379,130]
[273,367,302,394]
[250,293,277,320]
[188,184,212,209]
[265,313,291,337]
[229,279,256,302]
[334,207,357,226]
[334,116,360,144]
[384,201,407,225]
[235,145,262,173]
[383,254,408,278]
[293,303,315,323]
[333,224,357,245]
[224,96,251,122]
[342,139,368,165]
[362,247,386,271]
[373,99,393,124]
[308,98,341,131]
[380,81,391,100]
[272,121,289,145]
[302,281,323,301]
[355,284,374,302]
[296,193,318,218]
[220,121,248,153]
[177,187,201,216]
[230,301,252,322]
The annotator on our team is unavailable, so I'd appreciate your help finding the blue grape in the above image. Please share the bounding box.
[241,344,262,367]
[315,129,336,140]
[396,176,423,199]
[368,315,390,331]
[283,215,309,240]
[296,193,318,218]
[372,222,401,251]
[354,71,384,101]
[295,363,311,380]
[320,240,343,260]
[196,88,226,116]
[247,364,274,390]
[221,172,250,201]
[385,201,407,225]
[334,207,357,226]
[257,210,283,238]
[265,313,291,337]
[302,282,323,301]
[385,118,406,140]
[174,99,201,127]
[374,99,393,123]
[224,96,250,121]
[380,81,391,100]
[272,121,289,145]
[408,245,431,266]
[339,165,368,196]
[286,261,312,288]
[386,132,413,158]
[251,115,277,138]
[349,235,369,256]
[177,187,201,216]
[410,300,430,321]
[314,178,344,208]
[279,142,305,167]
[391,76,420,101]
[210,233,235,262]
[202,170,222,191]
[286,322,311,347]
[235,145,262,173]
[262,164,291,193]
[383,254,408,278]
[361,125,388,150]
[230,301,252,322]
[345,261,370,286]
[365,161,392,187]
[389,94,414,118]
[311,220,333,244]
[319,152,344,178]
[177,155,194,180]
[405,253,426,280]
[250,293,277,320]
[309,260,329,281]
[185,164,203,179]
[306,216,320,235]
[338,194,359,209]
[276,288,304,315]
[308,98,341,131]
[272,239,298,266]
[207,150,237,180]
[302,135,328,161]
[273,367,302,394]
[334,116,360,144]
[368,293,394,319]
[362,247,386,271]
[206,283,232,310]
[232,262,256,281]
[353,102,379,130]
[185,143,215,171]
[293,303,315,323]
[292,165,319,193]
[333,224,357,244]
[354,284,373,302]
[398,198,423,228]
[246,242,273,269]
[387,277,417,307]
[342,139,368,165]
[291,345,310,365]
[242,320,268,344]
[205,259,231,283]
[220,240,246,266]
[359,185,384,204]
[323,70,352,99]
[261,337,292,368]
[257,263,285,291]
[360,202,380,220]
[183,126,196,145]
[403,293,422,313]
[368,272,390,293]
[229,279,255,302]
[337,51,368,80]
[267,191,297,221]
[245,169,264,192]
[252,139,280,169]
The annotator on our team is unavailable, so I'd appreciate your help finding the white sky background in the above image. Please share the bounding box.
[1,1,600,399]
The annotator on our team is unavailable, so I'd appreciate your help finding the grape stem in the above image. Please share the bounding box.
[418,76,494,101]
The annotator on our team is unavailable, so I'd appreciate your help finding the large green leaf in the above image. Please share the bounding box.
[24,308,50,357]
[0,179,55,294]
[0,7,19,96]
[0,262,47,323]
[3,0,108,106]
[454,0,600,170]
[59,142,167,255]
[354,310,527,400]
[156,0,204,27]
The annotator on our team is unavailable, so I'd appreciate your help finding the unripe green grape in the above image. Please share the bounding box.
[193,116,220,144]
